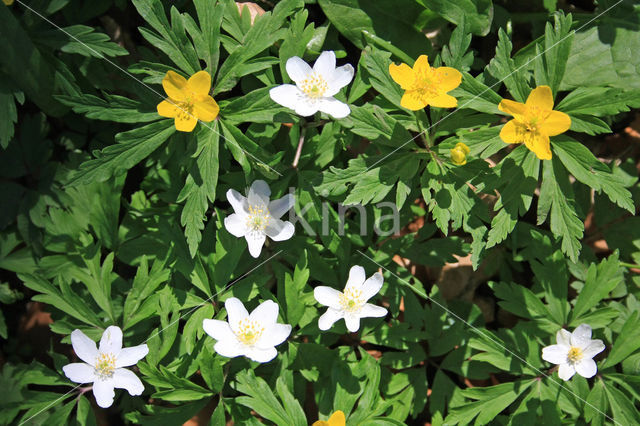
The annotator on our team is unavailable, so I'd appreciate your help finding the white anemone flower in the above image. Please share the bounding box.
[269,51,354,118]
[542,324,605,381]
[224,180,295,258]
[203,297,292,363]
[62,326,149,408]
[314,265,388,332]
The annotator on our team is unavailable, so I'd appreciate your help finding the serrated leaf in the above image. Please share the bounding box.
[56,93,159,123]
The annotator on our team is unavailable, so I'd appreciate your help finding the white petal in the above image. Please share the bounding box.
[314,286,342,309]
[583,339,606,359]
[361,272,384,301]
[265,219,295,241]
[202,319,235,342]
[325,64,355,97]
[70,329,98,366]
[558,363,576,381]
[99,326,123,355]
[318,308,343,331]
[249,180,271,199]
[293,97,320,117]
[556,329,571,346]
[269,84,302,110]
[575,358,598,378]
[542,344,569,365]
[115,344,149,368]
[249,300,279,326]
[214,340,245,358]
[226,188,247,214]
[286,56,312,83]
[313,51,336,77]
[257,323,291,348]
[269,194,295,219]
[345,265,366,289]
[62,363,95,384]
[359,303,387,319]
[93,379,116,408]
[246,233,266,257]
[224,213,247,238]
[113,368,144,395]
[245,346,278,363]
[225,297,249,334]
[317,97,350,119]
[344,315,361,333]
[571,324,593,348]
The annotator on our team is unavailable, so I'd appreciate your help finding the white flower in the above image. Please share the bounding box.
[62,326,149,408]
[224,180,295,257]
[203,297,292,363]
[314,265,388,332]
[541,324,605,381]
[269,51,354,118]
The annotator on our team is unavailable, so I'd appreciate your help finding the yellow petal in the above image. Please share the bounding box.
[174,114,198,132]
[451,147,467,165]
[540,110,571,136]
[312,422,328,426]
[389,63,414,89]
[524,131,552,160]
[187,70,212,97]
[400,91,427,111]
[526,85,554,110]
[413,55,430,73]
[498,99,527,118]
[429,93,457,108]
[436,66,462,92]
[162,71,188,101]
[499,120,522,144]
[455,142,470,154]
[194,96,220,122]
[157,99,179,118]
[327,410,346,426]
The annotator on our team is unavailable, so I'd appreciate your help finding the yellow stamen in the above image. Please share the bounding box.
[246,204,271,233]
[94,353,116,379]
[567,347,583,363]
[300,72,328,98]
[236,318,264,346]
[339,287,364,312]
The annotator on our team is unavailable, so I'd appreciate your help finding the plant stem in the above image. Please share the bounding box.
[620,262,640,269]
[292,124,306,169]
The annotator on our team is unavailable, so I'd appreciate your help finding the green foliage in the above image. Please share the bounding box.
[1,0,640,425]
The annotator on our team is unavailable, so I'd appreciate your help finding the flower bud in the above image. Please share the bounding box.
[450,142,470,165]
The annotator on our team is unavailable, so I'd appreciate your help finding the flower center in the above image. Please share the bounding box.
[175,99,195,121]
[236,318,264,346]
[411,67,443,99]
[94,352,116,380]
[567,347,584,363]
[246,204,270,233]
[339,287,365,313]
[300,72,328,99]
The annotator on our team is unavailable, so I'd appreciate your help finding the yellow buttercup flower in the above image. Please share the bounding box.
[389,55,462,111]
[157,70,220,132]
[3,0,14,5]
[312,410,346,426]
[450,142,470,165]
[498,85,571,160]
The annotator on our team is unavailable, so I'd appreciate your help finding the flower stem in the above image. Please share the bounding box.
[292,124,306,169]
[620,262,640,269]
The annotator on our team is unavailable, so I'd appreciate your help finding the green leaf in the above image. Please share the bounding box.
[417,0,494,36]
[552,137,634,213]
[0,80,22,149]
[68,119,176,186]
[450,72,503,115]
[179,124,220,258]
[570,252,624,323]
[556,87,640,116]
[56,93,159,123]
[532,13,573,96]
[36,25,128,57]
[221,87,293,124]
[490,281,554,323]
[537,157,583,262]
[235,370,296,426]
[601,311,640,369]
[604,381,640,424]
[362,47,404,109]
[318,0,433,58]
[284,251,310,326]
[487,29,531,102]
[585,379,608,425]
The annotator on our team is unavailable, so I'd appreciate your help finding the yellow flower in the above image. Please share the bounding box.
[312,410,346,426]
[389,55,462,111]
[3,0,14,5]
[498,85,571,160]
[450,142,470,165]
[157,70,219,132]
